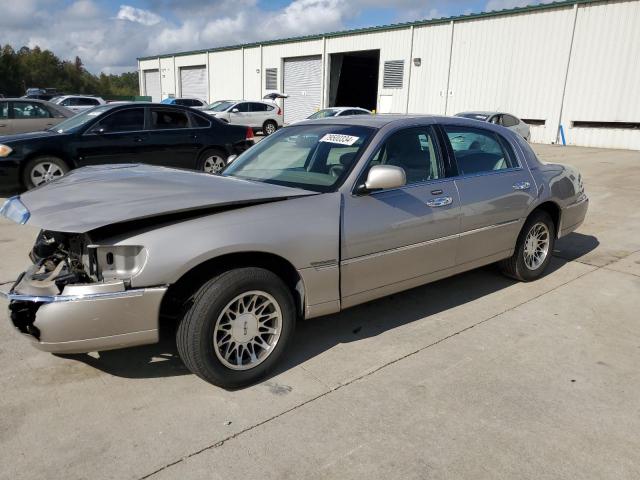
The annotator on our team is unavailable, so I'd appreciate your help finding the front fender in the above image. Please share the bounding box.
[107,192,342,290]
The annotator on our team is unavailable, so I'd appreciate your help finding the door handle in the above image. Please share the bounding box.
[133,136,144,143]
[426,196,453,207]
[512,181,531,190]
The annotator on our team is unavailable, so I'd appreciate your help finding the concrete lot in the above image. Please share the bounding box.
[1,144,639,479]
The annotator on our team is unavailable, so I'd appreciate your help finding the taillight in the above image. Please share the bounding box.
[246,127,254,140]
[277,107,282,115]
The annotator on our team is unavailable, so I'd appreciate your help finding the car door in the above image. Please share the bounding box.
[228,102,250,126]
[341,126,461,306]
[144,107,200,169]
[75,107,147,166]
[0,101,10,134]
[441,124,536,265]
[10,101,57,134]
[249,102,269,127]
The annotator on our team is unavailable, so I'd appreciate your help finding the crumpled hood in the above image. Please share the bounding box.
[18,164,316,233]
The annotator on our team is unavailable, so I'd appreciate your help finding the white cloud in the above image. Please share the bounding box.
[116,5,163,26]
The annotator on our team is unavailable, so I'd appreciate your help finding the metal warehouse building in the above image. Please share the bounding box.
[138,0,640,149]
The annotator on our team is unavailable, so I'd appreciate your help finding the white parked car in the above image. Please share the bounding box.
[204,100,283,135]
[50,95,106,114]
[306,107,371,119]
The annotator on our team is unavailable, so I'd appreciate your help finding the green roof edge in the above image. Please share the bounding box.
[137,0,601,62]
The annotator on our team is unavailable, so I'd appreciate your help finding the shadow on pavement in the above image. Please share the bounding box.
[66,231,599,383]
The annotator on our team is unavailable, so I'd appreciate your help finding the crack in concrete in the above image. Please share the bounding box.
[138,264,600,479]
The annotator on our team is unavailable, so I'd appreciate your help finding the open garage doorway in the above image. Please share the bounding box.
[328,50,379,112]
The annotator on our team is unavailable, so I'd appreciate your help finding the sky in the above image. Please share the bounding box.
[0,0,551,74]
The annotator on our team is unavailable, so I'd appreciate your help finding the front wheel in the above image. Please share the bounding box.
[176,268,296,388]
[499,210,555,281]
[23,156,69,189]
[198,149,228,174]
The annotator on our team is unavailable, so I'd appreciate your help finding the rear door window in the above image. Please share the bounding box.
[79,97,100,106]
[150,108,190,129]
[502,115,519,127]
[235,103,250,112]
[249,102,268,112]
[443,126,516,175]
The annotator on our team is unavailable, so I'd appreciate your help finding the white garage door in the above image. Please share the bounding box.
[283,56,322,124]
[143,70,161,102]
[180,66,207,101]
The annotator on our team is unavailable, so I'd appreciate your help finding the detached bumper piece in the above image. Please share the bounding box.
[1,277,167,354]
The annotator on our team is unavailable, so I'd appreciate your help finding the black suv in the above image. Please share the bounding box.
[0,103,253,189]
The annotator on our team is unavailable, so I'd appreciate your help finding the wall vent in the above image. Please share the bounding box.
[265,68,278,90]
[383,60,404,89]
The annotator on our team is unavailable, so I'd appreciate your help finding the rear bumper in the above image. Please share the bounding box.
[560,194,589,238]
[1,278,166,354]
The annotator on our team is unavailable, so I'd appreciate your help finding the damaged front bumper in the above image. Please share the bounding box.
[1,268,167,354]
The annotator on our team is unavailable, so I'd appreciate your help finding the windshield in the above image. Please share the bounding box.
[223,124,375,193]
[49,105,113,133]
[456,113,490,121]
[308,109,339,119]
[206,100,235,112]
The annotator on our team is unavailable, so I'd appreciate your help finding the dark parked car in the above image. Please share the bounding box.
[0,103,254,189]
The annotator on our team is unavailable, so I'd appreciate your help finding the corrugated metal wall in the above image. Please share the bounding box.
[560,0,640,149]
[139,0,640,149]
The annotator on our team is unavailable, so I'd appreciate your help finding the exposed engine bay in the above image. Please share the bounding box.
[27,230,97,295]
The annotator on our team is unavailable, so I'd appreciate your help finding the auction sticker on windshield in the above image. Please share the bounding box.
[319,134,360,146]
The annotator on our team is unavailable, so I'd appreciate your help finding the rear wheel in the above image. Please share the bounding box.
[263,120,278,136]
[198,148,228,174]
[176,267,296,388]
[23,156,69,189]
[499,210,555,281]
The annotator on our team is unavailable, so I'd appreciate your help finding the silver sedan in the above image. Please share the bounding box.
[1,115,588,387]
[456,111,531,141]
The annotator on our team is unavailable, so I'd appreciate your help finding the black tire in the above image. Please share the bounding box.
[198,148,228,174]
[262,120,278,136]
[176,267,296,388]
[499,210,556,282]
[22,156,69,189]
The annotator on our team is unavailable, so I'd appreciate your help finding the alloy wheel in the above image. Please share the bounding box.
[523,222,550,270]
[213,290,283,370]
[30,162,64,187]
[203,155,226,174]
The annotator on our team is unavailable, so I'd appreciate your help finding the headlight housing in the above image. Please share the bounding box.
[0,144,13,157]
[88,245,147,282]
[0,196,30,224]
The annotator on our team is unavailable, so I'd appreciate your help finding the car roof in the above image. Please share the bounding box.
[293,114,519,132]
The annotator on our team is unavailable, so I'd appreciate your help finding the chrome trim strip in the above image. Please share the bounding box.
[341,233,458,266]
[0,286,167,304]
[459,219,521,237]
[341,219,520,266]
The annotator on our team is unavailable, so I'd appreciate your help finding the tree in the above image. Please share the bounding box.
[0,43,139,97]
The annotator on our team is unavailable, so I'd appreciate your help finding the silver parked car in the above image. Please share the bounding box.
[1,115,588,388]
[306,107,371,119]
[0,98,74,135]
[456,111,531,141]
[203,100,283,135]
[50,95,106,113]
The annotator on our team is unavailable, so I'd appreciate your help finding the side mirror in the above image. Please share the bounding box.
[227,154,238,164]
[231,108,240,113]
[357,165,406,194]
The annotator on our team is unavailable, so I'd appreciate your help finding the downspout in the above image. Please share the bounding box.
[241,46,245,100]
[206,51,211,103]
[405,25,415,114]
[556,2,579,145]
[321,36,327,109]
[443,20,455,115]
[158,56,163,101]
